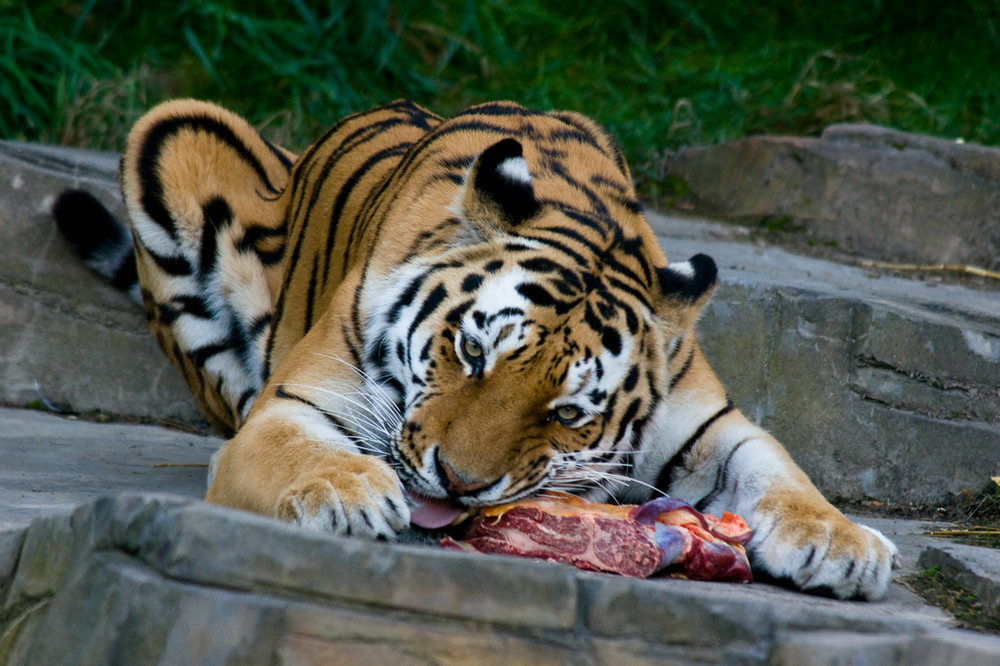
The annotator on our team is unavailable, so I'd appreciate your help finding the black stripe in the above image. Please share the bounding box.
[445,300,473,325]
[172,295,213,320]
[277,105,432,353]
[304,257,320,331]
[517,282,557,308]
[582,302,605,337]
[623,366,640,392]
[330,142,413,284]
[275,386,356,438]
[518,256,563,274]
[199,197,232,276]
[654,399,735,494]
[235,387,257,416]
[248,313,272,340]
[614,397,642,445]
[668,346,695,392]
[255,248,284,266]
[136,114,283,241]
[341,321,364,371]
[667,335,686,363]
[601,254,646,295]
[407,284,448,343]
[454,101,537,118]
[602,275,652,314]
[548,111,614,156]
[559,206,610,238]
[695,437,751,511]
[263,138,294,171]
[188,339,235,365]
[461,274,483,292]
[602,327,622,356]
[532,223,601,264]
[388,272,429,325]
[620,236,654,285]
[489,306,524,323]
[144,246,193,276]
[238,224,286,265]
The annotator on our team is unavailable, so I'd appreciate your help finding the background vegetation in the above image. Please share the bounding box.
[3,0,1000,193]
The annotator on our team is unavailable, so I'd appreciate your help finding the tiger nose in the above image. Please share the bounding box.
[434,449,493,496]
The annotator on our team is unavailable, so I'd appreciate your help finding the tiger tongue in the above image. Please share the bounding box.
[407,492,466,529]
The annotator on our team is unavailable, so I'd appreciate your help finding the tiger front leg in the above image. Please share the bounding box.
[746,480,898,600]
[690,426,899,600]
[206,398,410,540]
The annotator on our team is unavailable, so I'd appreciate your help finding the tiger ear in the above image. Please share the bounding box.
[463,138,540,235]
[655,253,718,326]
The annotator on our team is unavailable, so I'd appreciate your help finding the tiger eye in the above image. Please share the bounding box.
[462,337,484,358]
[556,405,581,423]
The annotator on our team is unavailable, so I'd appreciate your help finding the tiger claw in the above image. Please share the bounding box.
[276,457,410,539]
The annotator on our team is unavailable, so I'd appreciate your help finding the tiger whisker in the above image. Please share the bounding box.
[302,435,385,457]
[281,382,399,439]
[310,352,403,414]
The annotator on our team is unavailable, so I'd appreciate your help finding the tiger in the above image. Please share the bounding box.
[52,98,898,600]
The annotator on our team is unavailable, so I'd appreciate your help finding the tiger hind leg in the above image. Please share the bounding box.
[120,100,296,435]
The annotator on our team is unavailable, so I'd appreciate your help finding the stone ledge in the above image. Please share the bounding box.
[4,494,998,665]
[651,216,1000,506]
[0,140,203,423]
[919,543,1000,614]
[665,123,1000,268]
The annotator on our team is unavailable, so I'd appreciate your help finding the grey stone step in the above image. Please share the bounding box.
[2,405,999,663]
[0,486,997,664]
[665,122,1000,268]
[0,140,203,424]
[0,407,220,532]
[649,213,1000,507]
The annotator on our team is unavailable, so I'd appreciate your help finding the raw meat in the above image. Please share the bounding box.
[441,493,753,583]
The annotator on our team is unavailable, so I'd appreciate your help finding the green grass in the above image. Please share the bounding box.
[3,0,1000,193]
[904,566,1000,634]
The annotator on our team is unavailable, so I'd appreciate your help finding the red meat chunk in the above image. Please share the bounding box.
[441,493,753,583]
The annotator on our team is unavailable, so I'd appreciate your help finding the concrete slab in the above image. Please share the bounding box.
[920,540,1000,613]
[0,140,203,424]
[647,213,1000,507]
[0,405,996,661]
[1,489,995,665]
[0,407,220,531]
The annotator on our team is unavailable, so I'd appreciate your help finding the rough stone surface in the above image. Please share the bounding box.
[650,215,1000,507]
[0,406,220,531]
[0,140,202,423]
[920,543,1000,614]
[2,493,998,665]
[1,406,996,663]
[665,123,1000,268]
[769,629,1000,666]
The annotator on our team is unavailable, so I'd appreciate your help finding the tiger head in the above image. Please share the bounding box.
[365,130,717,511]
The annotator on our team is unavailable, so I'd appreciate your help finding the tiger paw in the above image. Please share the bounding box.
[749,512,899,600]
[276,454,410,539]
